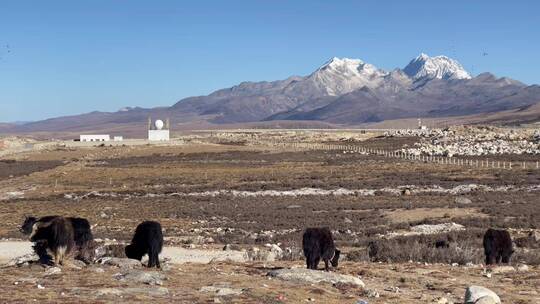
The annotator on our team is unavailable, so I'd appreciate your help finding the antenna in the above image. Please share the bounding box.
[165,118,170,129]
[147,117,152,130]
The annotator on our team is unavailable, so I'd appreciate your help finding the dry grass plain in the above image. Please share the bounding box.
[0,135,539,303]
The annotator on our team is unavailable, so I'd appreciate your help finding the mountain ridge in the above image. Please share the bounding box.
[2,53,539,135]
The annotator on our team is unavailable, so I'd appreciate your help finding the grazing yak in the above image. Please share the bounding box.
[483,228,514,265]
[27,217,75,265]
[302,227,340,271]
[21,215,94,263]
[125,221,163,268]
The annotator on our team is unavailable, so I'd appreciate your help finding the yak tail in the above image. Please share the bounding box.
[50,218,75,264]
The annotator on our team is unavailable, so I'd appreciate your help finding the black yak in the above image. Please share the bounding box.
[21,215,94,263]
[435,240,450,248]
[29,217,75,265]
[483,228,514,265]
[125,221,163,268]
[302,227,340,271]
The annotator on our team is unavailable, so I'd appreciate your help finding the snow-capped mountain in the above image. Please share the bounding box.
[5,53,539,134]
[306,57,388,96]
[403,53,472,80]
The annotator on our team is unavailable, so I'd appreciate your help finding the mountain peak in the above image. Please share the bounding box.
[318,57,364,71]
[309,57,387,96]
[403,53,471,80]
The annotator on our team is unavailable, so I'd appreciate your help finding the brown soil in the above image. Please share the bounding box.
[0,159,64,179]
[0,138,539,303]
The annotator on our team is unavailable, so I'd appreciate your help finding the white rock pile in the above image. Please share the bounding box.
[387,126,540,156]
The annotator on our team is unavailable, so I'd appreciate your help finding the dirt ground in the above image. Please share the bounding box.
[0,134,539,303]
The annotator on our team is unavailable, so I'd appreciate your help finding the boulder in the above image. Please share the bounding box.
[475,296,497,304]
[267,268,365,288]
[464,286,500,304]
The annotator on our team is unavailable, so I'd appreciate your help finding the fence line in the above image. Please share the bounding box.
[264,141,540,170]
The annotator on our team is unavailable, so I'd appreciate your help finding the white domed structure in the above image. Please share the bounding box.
[148,118,170,141]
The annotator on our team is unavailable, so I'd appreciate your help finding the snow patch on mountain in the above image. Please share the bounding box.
[308,57,388,96]
[403,53,471,80]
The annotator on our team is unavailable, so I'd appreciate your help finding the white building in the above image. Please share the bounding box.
[148,129,170,141]
[80,134,110,142]
[148,118,170,141]
[113,136,124,141]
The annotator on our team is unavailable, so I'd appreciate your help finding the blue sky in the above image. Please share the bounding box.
[1,1,539,122]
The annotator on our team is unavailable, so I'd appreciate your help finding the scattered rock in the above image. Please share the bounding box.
[490,265,515,274]
[200,286,243,296]
[267,244,284,259]
[517,264,529,272]
[394,126,540,157]
[7,252,39,267]
[454,197,472,204]
[434,296,449,304]
[532,230,540,242]
[43,266,61,276]
[95,288,122,296]
[286,205,302,209]
[99,257,142,269]
[267,268,365,287]
[464,286,500,304]
[67,259,87,270]
[384,286,400,293]
[385,222,466,238]
[364,289,380,298]
[113,269,166,285]
[91,267,105,273]
[222,244,242,251]
[245,247,276,262]
[96,287,169,297]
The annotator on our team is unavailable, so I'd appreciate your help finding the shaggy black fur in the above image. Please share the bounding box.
[30,217,74,265]
[125,221,163,268]
[302,227,340,271]
[21,215,94,263]
[21,215,93,247]
[483,228,514,265]
[435,240,450,248]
